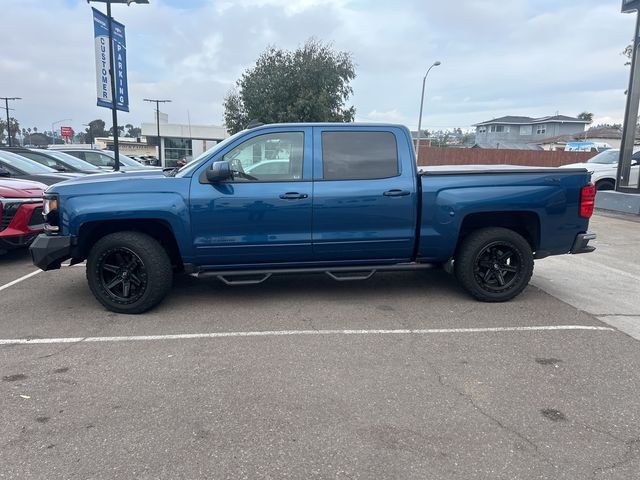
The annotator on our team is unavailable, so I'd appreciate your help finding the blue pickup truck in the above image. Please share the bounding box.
[30,123,596,313]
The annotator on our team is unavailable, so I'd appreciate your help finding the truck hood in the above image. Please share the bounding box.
[0,178,46,198]
[45,169,166,194]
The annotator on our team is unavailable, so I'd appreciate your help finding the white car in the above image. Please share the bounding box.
[560,149,640,191]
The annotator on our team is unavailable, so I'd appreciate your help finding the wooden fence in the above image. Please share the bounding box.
[416,146,597,168]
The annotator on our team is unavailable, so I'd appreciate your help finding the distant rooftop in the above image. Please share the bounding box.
[474,115,590,127]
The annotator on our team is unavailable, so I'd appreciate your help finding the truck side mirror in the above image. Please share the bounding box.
[206,161,232,182]
[0,167,11,177]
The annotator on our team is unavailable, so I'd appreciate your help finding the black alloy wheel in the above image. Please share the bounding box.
[473,241,521,293]
[454,227,534,302]
[98,247,148,303]
[87,231,172,314]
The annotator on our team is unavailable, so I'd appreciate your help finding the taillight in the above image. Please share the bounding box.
[580,183,596,218]
[0,201,3,230]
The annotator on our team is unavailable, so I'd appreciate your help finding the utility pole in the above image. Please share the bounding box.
[1,97,21,147]
[144,98,171,167]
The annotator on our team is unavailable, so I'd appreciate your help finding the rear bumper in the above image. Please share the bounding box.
[30,234,73,271]
[570,231,596,254]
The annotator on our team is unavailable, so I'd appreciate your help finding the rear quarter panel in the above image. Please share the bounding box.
[418,171,591,261]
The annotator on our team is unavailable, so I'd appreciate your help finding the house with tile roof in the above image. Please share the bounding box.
[473,115,590,149]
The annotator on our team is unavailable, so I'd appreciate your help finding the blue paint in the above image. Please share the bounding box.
[44,123,593,270]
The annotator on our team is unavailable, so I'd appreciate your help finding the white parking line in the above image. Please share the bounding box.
[0,270,42,292]
[0,325,614,346]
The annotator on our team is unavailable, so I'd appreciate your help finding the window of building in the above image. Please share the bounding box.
[536,124,547,135]
[222,132,304,182]
[321,131,399,180]
[164,137,193,167]
[489,125,507,133]
[520,125,532,135]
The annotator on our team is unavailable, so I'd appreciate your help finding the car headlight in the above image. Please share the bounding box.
[43,195,60,232]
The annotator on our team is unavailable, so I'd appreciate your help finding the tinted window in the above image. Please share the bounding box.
[0,151,57,173]
[83,151,114,167]
[321,131,399,180]
[222,132,304,182]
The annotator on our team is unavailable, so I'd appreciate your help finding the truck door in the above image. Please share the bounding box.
[189,128,313,266]
[312,127,417,261]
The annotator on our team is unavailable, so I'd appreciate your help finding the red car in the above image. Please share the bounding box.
[0,178,45,254]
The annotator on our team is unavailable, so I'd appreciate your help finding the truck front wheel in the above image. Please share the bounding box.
[86,231,173,314]
[454,227,534,302]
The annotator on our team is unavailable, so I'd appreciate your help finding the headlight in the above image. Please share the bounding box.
[43,196,58,215]
[43,195,59,232]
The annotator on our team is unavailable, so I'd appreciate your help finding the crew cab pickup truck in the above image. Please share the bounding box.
[30,123,596,314]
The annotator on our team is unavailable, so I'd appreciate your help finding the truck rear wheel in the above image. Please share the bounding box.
[86,231,172,314]
[455,227,534,302]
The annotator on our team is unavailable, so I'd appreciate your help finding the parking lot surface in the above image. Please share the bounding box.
[2,213,640,479]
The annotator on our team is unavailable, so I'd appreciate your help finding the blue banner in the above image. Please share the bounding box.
[92,7,129,112]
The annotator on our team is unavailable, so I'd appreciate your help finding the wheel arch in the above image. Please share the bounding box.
[75,219,183,270]
[456,211,540,254]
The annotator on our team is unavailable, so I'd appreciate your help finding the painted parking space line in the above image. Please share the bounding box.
[0,270,42,292]
[0,262,86,293]
[0,325,615,346]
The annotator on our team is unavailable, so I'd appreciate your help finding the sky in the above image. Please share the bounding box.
[1,0,637,135]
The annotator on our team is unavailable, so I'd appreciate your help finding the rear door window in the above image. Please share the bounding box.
[321,131,399,180]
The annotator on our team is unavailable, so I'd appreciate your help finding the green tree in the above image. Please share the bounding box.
[125,123,141,138]
[223,38,356,134]
[577,112,594,123]
[86,119,107,140]
[0,117,20,144]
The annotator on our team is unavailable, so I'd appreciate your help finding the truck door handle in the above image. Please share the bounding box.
[279,192,308,200]
[383,189,410,197]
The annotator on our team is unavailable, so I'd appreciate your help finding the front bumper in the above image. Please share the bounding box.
[30,234,73,271]
[570,231,596,254]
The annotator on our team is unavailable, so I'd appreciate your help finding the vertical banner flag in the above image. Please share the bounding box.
[92,7,129,112]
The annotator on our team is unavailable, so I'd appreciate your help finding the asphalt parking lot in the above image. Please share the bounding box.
[1,214,640,479]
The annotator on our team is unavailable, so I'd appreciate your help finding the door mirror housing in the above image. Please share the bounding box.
[206,161,232,182]
[0,167,11,177]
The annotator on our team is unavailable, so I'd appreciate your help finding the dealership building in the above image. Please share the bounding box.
[141,113,228,167]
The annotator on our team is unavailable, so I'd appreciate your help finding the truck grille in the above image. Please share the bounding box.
[0,203,20,231]
[28,207,44,227]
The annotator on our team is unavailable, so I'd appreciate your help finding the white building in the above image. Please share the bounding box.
[141,113,228,167]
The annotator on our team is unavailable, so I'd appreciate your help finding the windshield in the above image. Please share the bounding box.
[175,131,244,177]
[0,150,58,174]
[42,150,102,170]
[587,150,619,164]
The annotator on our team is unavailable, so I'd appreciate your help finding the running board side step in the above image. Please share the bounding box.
[195,263,436,286]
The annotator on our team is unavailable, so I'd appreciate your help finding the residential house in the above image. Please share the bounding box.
[473,115,590,149]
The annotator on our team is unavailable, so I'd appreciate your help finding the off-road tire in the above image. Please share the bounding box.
[86,231,172,314]
[455,227,534,302]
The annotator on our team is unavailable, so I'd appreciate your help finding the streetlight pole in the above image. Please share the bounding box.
[144,98,171,167]
[1,97,21,147]
[415,61,441,162]
[51,119,72,146]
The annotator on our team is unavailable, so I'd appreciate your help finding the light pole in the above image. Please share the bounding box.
[144,98,171,167]
[88,1,149,171]
[415,61,441,161]
[1,97,21,147]
[51,119,72,146]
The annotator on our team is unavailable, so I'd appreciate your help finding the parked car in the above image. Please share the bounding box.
[0,150,84,186]
[244,159,290,176]
[560,149,640,191]
[0,178,45,254]
[0,147,103,175]
[57,148,159,171]
[31,123,596,314]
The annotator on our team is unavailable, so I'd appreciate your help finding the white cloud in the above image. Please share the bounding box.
[0,0,635,135]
